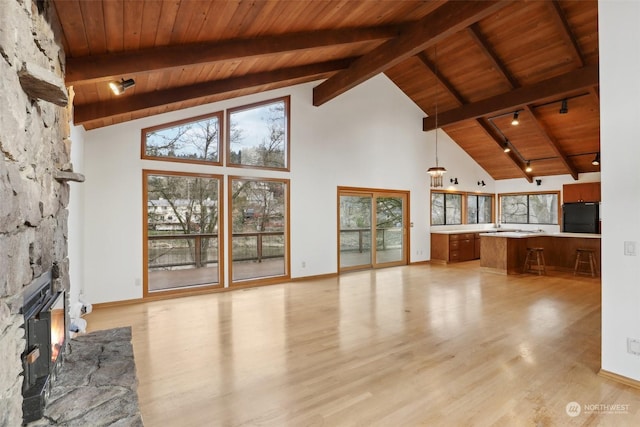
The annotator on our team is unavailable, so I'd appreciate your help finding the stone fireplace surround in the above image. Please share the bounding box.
[0,0,74,425]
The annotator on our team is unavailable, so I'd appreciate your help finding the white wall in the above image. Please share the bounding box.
[68,124,86,317]
[82,74,487,304]
[599,1,640,381]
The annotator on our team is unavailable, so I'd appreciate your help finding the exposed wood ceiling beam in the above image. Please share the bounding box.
[65,26,400,86]
[466,25,519,89]
[417,51,531,180]
[546,0,585,68]
[422,64,599,131]
[467,24,533,177]
[312,0,509,106]
[525,106,578,179]
[416,52,465,105]
[476,118,533,182]
[466,24,579,180]
[73,58,353,125]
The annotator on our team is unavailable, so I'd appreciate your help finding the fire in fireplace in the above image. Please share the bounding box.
[21,270,66,424]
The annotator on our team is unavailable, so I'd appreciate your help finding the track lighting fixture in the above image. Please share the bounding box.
[511,111,520,126]
[525,161,532,173]
[503,139,511,153]
[592,152,600,166]
[559,99,568,114]
[109,78,136,95]
[477,180,486,187]
[450,178,458,185]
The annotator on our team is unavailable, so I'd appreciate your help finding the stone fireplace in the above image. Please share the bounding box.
[0,0,75,425]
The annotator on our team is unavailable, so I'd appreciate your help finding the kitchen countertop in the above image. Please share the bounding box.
[430,228,514,235]
[480,231,601,239]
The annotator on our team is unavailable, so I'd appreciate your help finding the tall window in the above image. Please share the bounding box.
[144,171,222,294]
[142,112,222,165]
[500,192,559,224]
[227,96,290,170]
[229,177,289,284]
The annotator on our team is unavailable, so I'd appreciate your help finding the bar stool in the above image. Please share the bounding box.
[523,247,546,275]
[574,248,598,277]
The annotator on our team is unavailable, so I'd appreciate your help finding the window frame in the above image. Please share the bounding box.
[141,111,224,166]
[226,96,291,171]
[498,191,561,225]
[467,193,494,225]
[142,169,224,298]
[227,175,291,287]
[431,190,495,226]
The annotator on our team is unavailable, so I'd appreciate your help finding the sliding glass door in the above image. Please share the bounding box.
[339,188,408,272]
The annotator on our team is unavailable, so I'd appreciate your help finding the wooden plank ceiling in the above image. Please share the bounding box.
[52,0,600,181]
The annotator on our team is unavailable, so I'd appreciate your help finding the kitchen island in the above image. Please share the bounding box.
[479,231,601,275]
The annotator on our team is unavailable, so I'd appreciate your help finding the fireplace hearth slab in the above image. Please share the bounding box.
[26,327,143,426]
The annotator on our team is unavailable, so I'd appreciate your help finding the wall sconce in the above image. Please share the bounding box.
[525,161,532,173]
[592,152,600,166]
[511,111,520,126]
[450,178,458,185]
[536,179,542,186]
[559,99,568,114]
[477,180,486,187]
[109,78,136,95]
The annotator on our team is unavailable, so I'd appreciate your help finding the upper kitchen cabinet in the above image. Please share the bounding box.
[563,182,601,203]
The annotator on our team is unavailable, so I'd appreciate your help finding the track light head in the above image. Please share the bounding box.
[592,152,600,166]
[525,161,532,173]
[109,78,136,95]
[559,99,568,114]
[503,139,511,153]
[511,111,520,126]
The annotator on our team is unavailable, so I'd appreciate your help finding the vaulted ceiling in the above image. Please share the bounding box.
[52,0,599,181]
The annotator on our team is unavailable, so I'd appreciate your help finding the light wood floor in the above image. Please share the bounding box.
[86,261,640,426]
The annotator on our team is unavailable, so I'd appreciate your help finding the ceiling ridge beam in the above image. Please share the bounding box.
[312,0,509,106]
[422,64,599,131]
[467,24,579,180]
[65,25,400,86]
[73,58,354,125]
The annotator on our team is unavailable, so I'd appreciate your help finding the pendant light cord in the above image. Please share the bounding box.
[434,45,439,168]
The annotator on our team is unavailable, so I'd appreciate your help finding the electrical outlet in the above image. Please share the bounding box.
[624,241,637,256]
[627,338,640,355]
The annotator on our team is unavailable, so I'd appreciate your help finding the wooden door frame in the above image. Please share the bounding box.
[337,186,410,273]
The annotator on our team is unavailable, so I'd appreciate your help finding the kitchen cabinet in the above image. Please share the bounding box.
[431,232,479,263]
[563,182,601,203]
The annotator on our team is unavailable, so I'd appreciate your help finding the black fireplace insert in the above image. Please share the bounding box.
[21,270,66,424]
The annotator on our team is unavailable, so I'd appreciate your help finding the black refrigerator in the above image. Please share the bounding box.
[562,202,600,233]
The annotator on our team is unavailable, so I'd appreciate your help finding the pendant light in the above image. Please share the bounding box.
[427,45,446,187]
